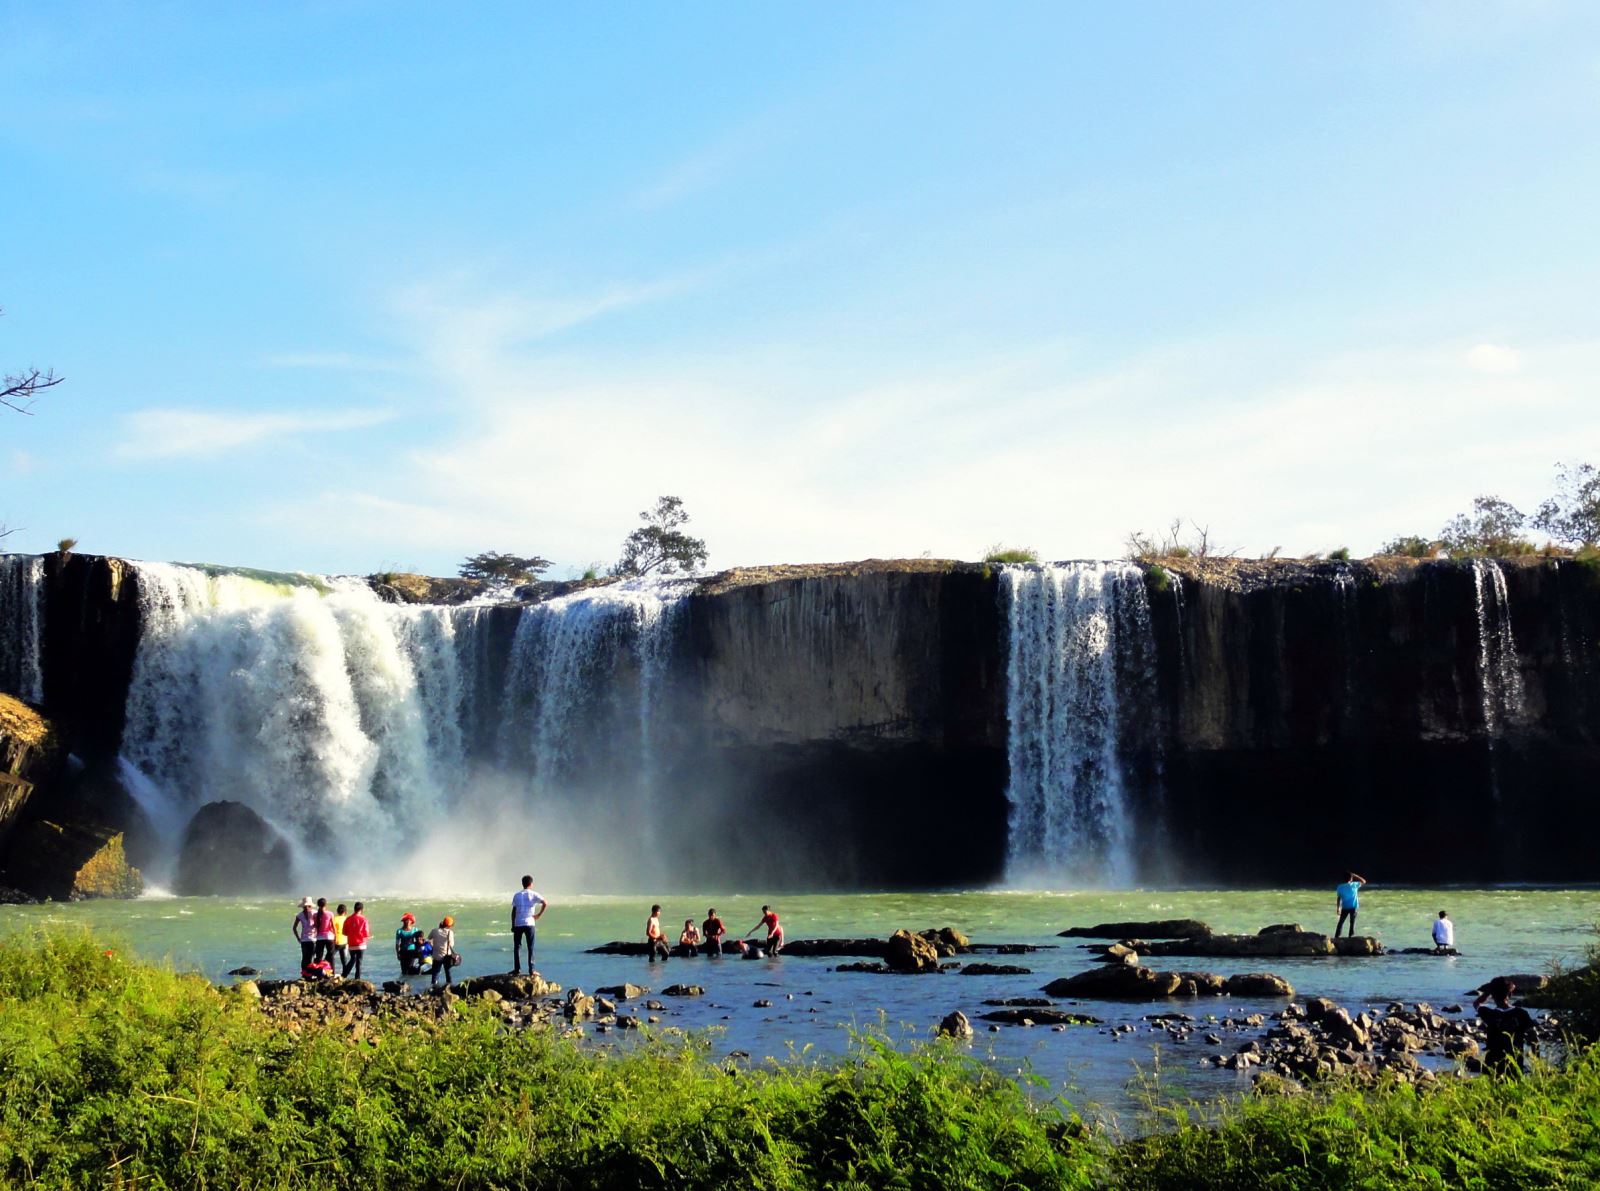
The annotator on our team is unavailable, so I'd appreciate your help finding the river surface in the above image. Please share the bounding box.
[4,887,1594,1122]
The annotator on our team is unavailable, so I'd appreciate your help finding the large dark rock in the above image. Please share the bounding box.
[174,801,293,895]
[885,929,941,973]
[1135,930,1336,958]
[1059,919,1212,939]
[1042,966,1184,1000]
[0,819,142,899]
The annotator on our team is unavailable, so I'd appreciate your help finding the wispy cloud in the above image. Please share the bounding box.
[116,407,392,460]
[263,351,410,374]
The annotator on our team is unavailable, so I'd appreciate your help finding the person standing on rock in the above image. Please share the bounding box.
[332,903,350,972]
[1333,873,1366,939]
[343,902,371,979]
[646,905,670,962]
[1475,976,1538,1075]
[1432,910,1455,952]
[511,875,548,974]
[746,905,784,955]
[313,898,337,966]
[292,897,317,969]
[429,916,459,989]
[702,908,727,956]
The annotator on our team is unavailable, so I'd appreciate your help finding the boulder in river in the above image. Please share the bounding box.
[980,1008,1103,1026]
[173,801,292,895]
[661,984,705,997]
[1058,919,1212,940]
[959,962,1032,976]
[1223,972,1295,998]
[596,983,649,1001]
[1042,966,1183,1000]
[937,1010,974,1039]
[1135,929,1335,958]
[1333,936,1384,957]
[885,929,942,973]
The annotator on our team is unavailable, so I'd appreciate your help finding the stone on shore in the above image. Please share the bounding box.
[455,973,558,1000]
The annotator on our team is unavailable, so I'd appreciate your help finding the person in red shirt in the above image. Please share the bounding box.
[745,905,784,955]
[342,901,372,979]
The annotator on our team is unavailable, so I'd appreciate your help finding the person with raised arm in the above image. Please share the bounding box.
[745,904,784,955]
[1333,872,1366,939]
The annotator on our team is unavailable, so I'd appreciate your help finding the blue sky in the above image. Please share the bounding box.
[2,2,1597,576]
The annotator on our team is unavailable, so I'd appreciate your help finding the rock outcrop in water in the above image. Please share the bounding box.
[174,801,294,895]
[0,550,1597,895]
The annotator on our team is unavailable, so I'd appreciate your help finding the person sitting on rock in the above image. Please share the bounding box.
[1432,910,1455,953]
[702,908,726,957]
[676,919,701,957]
[395,912,426,975]
[1475,976,1538,1075]
[746,905,783,955]
[1333,872,1366,939]
[646,905,670,962]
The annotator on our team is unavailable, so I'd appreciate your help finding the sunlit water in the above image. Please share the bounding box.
[5,887,1595,1122]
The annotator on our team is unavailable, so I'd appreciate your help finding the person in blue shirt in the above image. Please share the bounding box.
[1334,872,1367,938]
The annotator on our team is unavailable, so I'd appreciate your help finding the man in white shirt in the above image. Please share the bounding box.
[511,875,548,974]
[1432,910,1454,952]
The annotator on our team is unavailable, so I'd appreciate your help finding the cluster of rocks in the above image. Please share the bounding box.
[1040,964,1294,1001]
[1197,996,1564,1086]
[1071,921,1383,961]
[593,926,1048,970]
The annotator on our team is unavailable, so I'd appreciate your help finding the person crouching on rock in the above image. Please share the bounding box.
[676,918,701,957]
[343,901,371,979]
[429,917,459,989]
[1333,872,1366,939]
[1475,976,1538,1076]
[646,905,671,961]
[746,905,783,955]
[702,908,727,957]
[1432,910,1455,953]
[293,897,317,969]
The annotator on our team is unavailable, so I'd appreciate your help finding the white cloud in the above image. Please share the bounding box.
[116,407,391,460]
[1466,342,1522,373]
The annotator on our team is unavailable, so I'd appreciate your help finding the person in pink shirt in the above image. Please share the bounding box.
[342,901,372,979]
[312,897,337,966]
[291,897,316,968]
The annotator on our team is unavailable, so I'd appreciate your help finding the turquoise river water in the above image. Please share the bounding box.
[4,887,1595,1122]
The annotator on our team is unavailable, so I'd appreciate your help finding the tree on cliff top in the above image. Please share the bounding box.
[615,495,708,578]
[1532,462,1600,549]
[1438,495,1536,557]
[458,551,552,583]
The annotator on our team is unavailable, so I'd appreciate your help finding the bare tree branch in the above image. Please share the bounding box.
[0,367,62,415]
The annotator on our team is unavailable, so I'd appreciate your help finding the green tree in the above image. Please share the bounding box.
[458,551,552,583]
[1438,495,1535,557]
[616,495,708,577]
[1379,534,1435,558]
[983,544,1039,564]
[1533,461,1600,549]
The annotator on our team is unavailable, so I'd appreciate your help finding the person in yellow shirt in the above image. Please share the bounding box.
[333,903,350,973]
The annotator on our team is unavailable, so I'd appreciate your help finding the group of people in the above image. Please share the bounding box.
[646,904,784,960]
[291,897,372,979]
[1333,872,1456,954]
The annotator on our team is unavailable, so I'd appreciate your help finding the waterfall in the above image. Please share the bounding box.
[0,554,44,704]
[1001,562,1155,885]
[498,579,689,791]
[118,561,506,881]
[1470,559,1526,738]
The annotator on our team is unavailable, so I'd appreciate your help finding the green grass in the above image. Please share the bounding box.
[3,930,1600,1189]
[983,545,1040,564]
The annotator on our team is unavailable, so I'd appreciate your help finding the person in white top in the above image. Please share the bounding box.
[1432,910,1455,951]
[429,916,458,989]
[511,875,548,974]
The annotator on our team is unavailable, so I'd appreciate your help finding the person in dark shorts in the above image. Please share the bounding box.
[1333,872,1366,939]
[1475,976,1538,1075]
[292,897,317,968]
[745,904,783,955]
[702,908,726,956]
[646,905,670,962]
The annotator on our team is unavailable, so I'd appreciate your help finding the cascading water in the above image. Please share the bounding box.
[1001,562,1155,886]
[1470,558,1526,739]
[0,554,44,704]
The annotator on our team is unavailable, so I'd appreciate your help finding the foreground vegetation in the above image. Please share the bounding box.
[2,931,1599,1189]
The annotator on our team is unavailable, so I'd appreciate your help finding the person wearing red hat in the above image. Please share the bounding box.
[429,916,459,989]
[395,912,425,976]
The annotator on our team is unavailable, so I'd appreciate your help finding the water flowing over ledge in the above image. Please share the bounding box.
[1,551,1598,896]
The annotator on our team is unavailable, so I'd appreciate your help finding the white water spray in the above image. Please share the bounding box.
[1001,562,1154,885]
[1470,559,1526,738]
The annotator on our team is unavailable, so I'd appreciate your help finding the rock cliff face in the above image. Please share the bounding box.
[1,551,1597,893]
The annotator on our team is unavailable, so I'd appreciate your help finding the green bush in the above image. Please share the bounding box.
[1327,547,1351,562]
[1381,535,1435,558]
[1146,563,1171,593]
[983,545,1040,564]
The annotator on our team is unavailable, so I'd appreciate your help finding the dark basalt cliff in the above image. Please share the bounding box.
[5,552,1598,892]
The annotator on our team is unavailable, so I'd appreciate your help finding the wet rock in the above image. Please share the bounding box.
[1059,919,1212,940]
[596,983,648,1001]
[1321,1007,1369,1050]
[753,999,772,1008]
[885,929,942,973]
[958,962,1032,976]
[1333,936,1383,957]
[564,990,595,1018]
[1178,971,1227,996]
[1135,930,1335,959]
[834,961,888,974]
[644,999,665,1011]
[661,984,705,997]
[1258,923,1303,935]
[382,981,410,995]
[1224,973,1295,998]
[616,1015,640,1030]
[980,1008,1101,1027]
[938,1010,974,1039]
[983,996,1053,1007]
[595,996,616,1015]
[173,801,292,896]
[455,973,558,1000]
[1444,1037,1480,1059]
[227,966,260,976]
[1042,966,1183,1000]
[1304,997,1336,1021]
